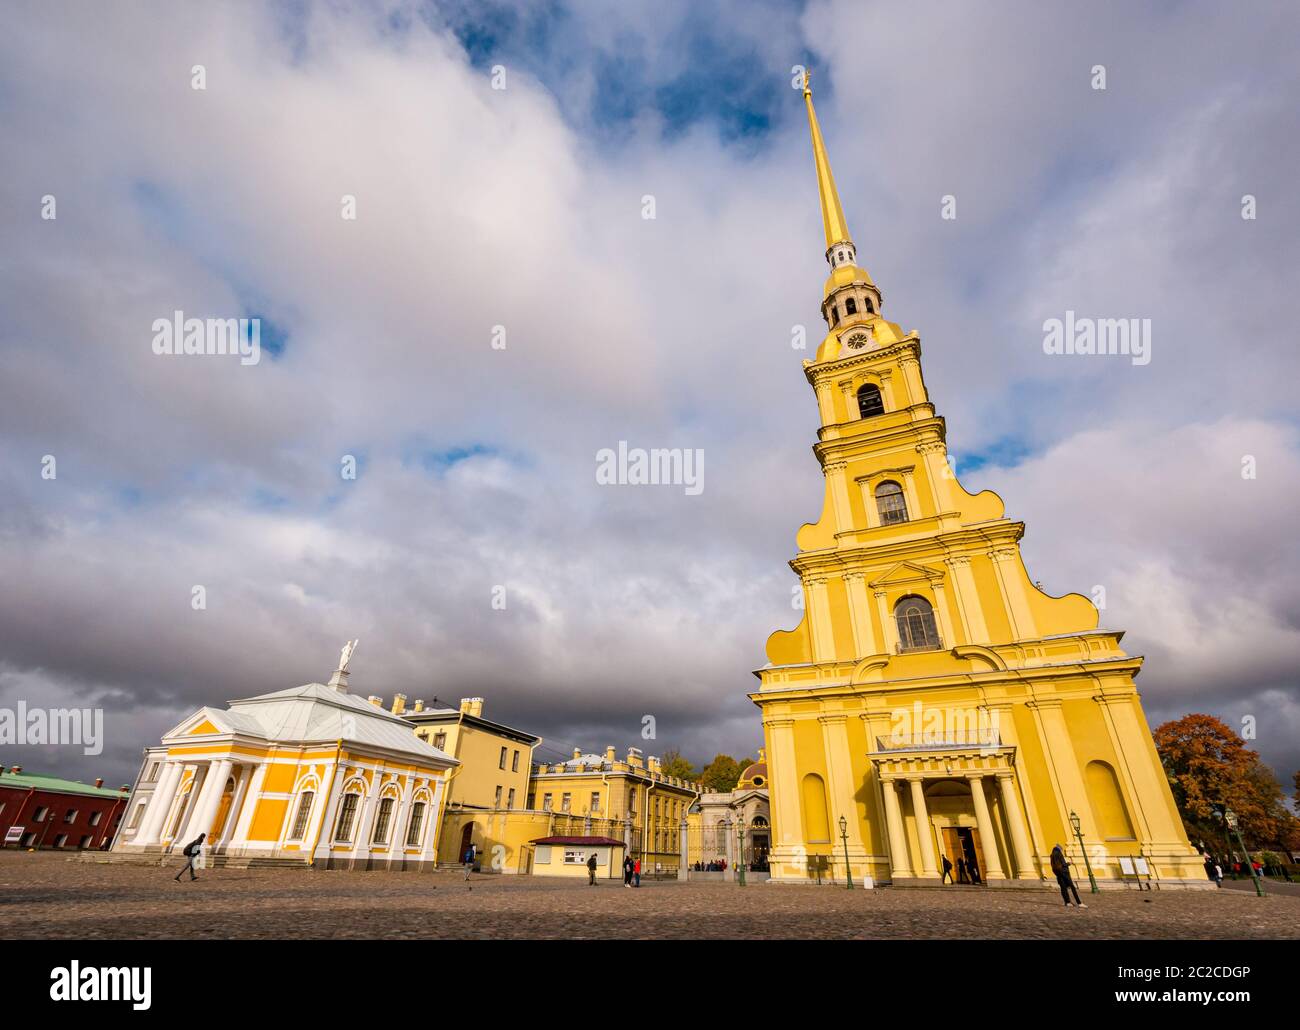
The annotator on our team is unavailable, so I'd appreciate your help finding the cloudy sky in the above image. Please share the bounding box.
[2,1,1297,791]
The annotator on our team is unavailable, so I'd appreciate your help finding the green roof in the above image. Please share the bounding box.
[0,771,131,800]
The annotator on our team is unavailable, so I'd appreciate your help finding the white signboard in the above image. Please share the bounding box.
[4,825,24,845]
[1134,857,1150,875]
[1118,856,1135,874]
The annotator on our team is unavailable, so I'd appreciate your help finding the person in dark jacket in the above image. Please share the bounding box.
[940,854,954,883]
[1050,844,1086,907]
[587,852,599,885]
[623,854,634,887]
[174,833,206,882]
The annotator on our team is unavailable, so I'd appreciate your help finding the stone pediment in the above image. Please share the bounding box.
[868,561,943,588]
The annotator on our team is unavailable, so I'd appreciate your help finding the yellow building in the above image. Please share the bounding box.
[113,653,457,870]
[751,79,1206,889]
[529,747,702,875]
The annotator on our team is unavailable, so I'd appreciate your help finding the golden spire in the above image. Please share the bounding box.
[802,70,852,250]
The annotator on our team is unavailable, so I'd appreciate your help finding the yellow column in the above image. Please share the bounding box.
[968,774,1005,879]
[1027,698,1094,843]
[843,571,877,657]
[989,546,1037,641]
[945,556,989,644]
[881,778,913,878]
[824,460,853,532]
[819,715,864,848]
[815,379,835,426]
[806,576,835,662]
[916,441,947,515]
[907,777,939,877]
[875,588,899,653]
[997,771,1037,879]
[928,577,957,647]
[766,719,803,872]
[898,354,926,405]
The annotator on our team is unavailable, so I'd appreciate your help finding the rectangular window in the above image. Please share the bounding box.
[433,732,447,750]
[288,792,315,841]
[499,746,507,770]
[372,797,394,844]
[33,807,47,822]
[78,835,91,849]
[65,809,78,823]
[54,834,68,848]
[526,793,535,810]
[334,793,359,843]
[146,762,159,782]
[591,791,601,812]
[89,811,102,827]
[507,788,516,810]
[512,750,520,772]
[494,786,503,808]
[561,793,571,813]
[542,793,552,812]
[405,802,425,847]
[127,801,146,830]
[563,849,586,865]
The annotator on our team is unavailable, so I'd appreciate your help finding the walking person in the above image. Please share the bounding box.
[1050,844,1086,908]
[940,853,954,884]
[623,854,634,887]
[173,833,206,882]
[956,856,968,884]
[587,851,599,885]
[462,841,476,881]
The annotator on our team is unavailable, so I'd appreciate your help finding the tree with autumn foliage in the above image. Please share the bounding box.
[658,748,697,781]
[1153,713,1300,852]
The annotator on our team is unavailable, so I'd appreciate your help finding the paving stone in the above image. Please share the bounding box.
[3,851,1297,939]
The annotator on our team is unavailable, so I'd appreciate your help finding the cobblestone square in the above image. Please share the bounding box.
[4,852,1298,939]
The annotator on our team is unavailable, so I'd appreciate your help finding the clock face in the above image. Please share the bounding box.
[845,331,871,350]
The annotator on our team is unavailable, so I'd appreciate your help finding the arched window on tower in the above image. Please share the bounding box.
[865,298,875,313]
[895,595,941,652]
[829,305,839,327]
[874,480,908,524]
[845,297,857,315]
[857,383,884,418]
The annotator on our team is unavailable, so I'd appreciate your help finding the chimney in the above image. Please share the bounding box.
[367,695,383,707]
[10,765,21,774]
[459,697,484,718]
[605,745,616,763]
[390,694,407,715]
[413,700,425,713]
[95,778,104,788]
[626,747,643,769]
[572,747,582,760]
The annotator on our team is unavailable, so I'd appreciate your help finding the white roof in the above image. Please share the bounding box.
[164,683,456,766]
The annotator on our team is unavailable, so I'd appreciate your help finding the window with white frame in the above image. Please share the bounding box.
[334,792,360,843]
[405,802,425,847]
[372,797,394,844]
[288,791,315,841]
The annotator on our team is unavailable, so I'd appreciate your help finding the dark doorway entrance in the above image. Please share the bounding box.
[941,826,986,885]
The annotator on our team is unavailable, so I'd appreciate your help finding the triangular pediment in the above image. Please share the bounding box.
[870,561,943,587]
[162,707,237,742]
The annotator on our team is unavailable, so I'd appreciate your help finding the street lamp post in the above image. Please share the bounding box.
[735,818,746,887]
[1220,809,1265,897]
[839,814,854,890]
[1068,810,1099,894]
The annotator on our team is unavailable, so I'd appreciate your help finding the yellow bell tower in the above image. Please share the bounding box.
[750,77,1205,888]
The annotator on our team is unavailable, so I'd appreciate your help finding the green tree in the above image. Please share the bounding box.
[659,748,697,780]
[700,754,756,794]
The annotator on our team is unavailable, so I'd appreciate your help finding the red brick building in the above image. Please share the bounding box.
[0,766,132,851]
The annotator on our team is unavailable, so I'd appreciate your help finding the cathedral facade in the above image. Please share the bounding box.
[750,80,1204,889]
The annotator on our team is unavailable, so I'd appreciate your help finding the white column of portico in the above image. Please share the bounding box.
[172,764,210,844]
[228,762,269,850]
[216,764,252,851]
[968,775,1005,879]
[907,777,940,877]
[134,761,184,846]
[881,779,913,878]
[189,759,233,843]
[997,772,1038,879]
